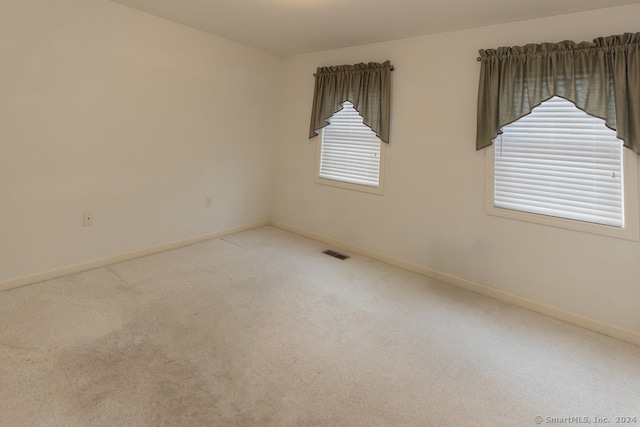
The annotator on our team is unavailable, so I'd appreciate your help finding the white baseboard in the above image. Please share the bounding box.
[0,221,269,293]
[271,221,640,347]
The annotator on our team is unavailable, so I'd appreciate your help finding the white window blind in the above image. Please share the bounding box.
[320,101,381,188]
[495,96,624,228]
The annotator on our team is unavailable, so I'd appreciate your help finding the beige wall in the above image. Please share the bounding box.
[0,0,281,285]
[272,5,640,337]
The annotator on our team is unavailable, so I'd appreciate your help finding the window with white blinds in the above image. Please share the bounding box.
[493,96,624,227]
[317,101,383,192]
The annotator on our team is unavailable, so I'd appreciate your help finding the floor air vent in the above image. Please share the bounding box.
[322,249,349,260]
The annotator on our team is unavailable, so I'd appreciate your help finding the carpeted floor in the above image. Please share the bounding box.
[1,226,639,426]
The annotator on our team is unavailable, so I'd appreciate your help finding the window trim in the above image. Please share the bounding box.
[314,128,386,196]
[485,144,639,240]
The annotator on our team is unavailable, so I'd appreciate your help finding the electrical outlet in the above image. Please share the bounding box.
[82,212,94,227]
[205,197,212,208]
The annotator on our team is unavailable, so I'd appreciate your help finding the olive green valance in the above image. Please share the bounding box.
[309,60,392,143]
[476,33,640,154]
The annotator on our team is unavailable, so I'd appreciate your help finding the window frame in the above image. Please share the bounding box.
[314,103,386,195]
[485,143,639,241]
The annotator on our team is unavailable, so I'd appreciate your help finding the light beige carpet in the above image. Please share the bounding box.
[1,226,639,426]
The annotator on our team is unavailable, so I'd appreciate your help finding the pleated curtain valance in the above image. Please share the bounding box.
[309,60,392,143]
[476,33,640,154]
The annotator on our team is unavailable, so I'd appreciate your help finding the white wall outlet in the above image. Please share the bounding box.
[205,197,212,208]
[82,212,94,227]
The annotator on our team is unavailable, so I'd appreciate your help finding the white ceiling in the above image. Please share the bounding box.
[108,0,640,56]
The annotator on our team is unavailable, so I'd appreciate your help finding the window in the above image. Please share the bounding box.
[309,61,391,193]
[476,34,640,239]
[486,97,639,240]
[315,101,385,194]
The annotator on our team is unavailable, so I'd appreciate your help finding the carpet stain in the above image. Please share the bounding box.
[42,313,269,427]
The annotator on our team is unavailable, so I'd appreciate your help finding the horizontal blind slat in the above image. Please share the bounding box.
[494,97,624,228]
[320,101,381,187]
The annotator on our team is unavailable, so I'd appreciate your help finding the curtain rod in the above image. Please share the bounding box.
[315,64,394,71]
[313,64,395,76]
